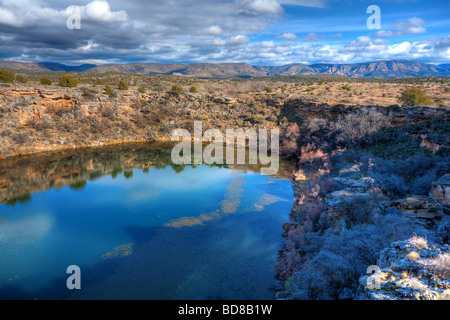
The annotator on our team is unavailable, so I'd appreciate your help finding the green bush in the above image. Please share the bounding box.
[170,84,184,95]
[0,70,15,83]
[40,76,53,85]
[58,75,78,87]
[118,80,129,90]
[264,87,273,93]
[15,75,28,83]
[105,85,116,98]
[252,114,266,124]
[398,87,432,106]
[138,86,146,93]
[189,86,198,93]
[92,79,105,87]
[341,85,351,91]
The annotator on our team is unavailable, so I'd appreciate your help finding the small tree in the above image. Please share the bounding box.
[0,70,15,83]
[398,87,432,106]
[105,85,116,98]
[40,76,53,85]
[118,80,129,90]
[58,75,78,87]
[15,75,28,83]
[189,86,198,93]
[170,84,184,95]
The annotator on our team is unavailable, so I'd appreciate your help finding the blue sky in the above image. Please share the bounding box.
[0,0,448,65]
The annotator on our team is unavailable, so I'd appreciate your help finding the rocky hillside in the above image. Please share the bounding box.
[2,60,449,78]
[274,110,449,300]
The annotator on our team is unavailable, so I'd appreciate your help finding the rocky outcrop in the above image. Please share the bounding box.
[356,238,450,300]
[431,175,450,212]
[392,196,444,228]
[283,99,450,126]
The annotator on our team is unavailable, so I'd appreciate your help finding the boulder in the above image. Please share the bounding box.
[430,174,450,209]
[393,196,443,220]
[356,238,450,300]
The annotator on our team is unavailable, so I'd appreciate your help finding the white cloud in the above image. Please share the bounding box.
[387,41,412,55]
[375,17,427,37]
[300,33,323,42]
[260,40,275,47]
[278,33,297,40]
[236,0,283,16]
[394,17,426,35]
[280,0,327,8]
[206,25,223,35]
[0,7,22,27]
[213,35,250,46]
[85,1,128,23]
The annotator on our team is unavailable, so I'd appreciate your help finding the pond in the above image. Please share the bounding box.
[0,143,294,300]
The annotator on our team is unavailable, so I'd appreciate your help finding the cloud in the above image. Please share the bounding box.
[279,0,327,8]
[0,0,447,65]
[300,33,323,42]
[236,0,283,16]
[374,17,427,37]
[260,40,275,47]
[206,25,223,35]
[236,0,326,16]
[213,35,250,46]
[278,32,297,40]
[85,1,128,23]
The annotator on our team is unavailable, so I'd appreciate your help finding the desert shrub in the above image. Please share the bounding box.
[15,75,28,83]
[281,123,300,156]
[252,114,266,124]
[138,86,146,93]
[409,236,429,250]
[58,75,78,87]
[105,85,116,98]
[92,79,105,87]
[316,175,337,197]
[368,154,450,196]
[437,222,450,245]
[398,87,432,106]
[0,70,15,83]
[170,84,184,95]
[33,120,53,131]
[189,86,198,93]
[298,143,330,174]
[40,77,53,85]
[81,87,97,98]
[284,213,418,300]
[264,87,273,93]
[11,132,29,145]
[333,110,390,148]
[425,253,450,278]
[340,195,377,226]
[118,80,129,90]
[101,106,117,119]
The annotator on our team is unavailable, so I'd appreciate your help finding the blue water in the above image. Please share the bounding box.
[0,148,293,300]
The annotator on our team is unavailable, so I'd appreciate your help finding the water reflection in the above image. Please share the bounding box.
[0,143,294,300]
[0,142,294,206]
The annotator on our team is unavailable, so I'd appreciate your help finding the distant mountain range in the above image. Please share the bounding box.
[1,60,449,79]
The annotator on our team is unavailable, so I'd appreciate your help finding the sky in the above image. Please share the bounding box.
[0,0,449,66]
